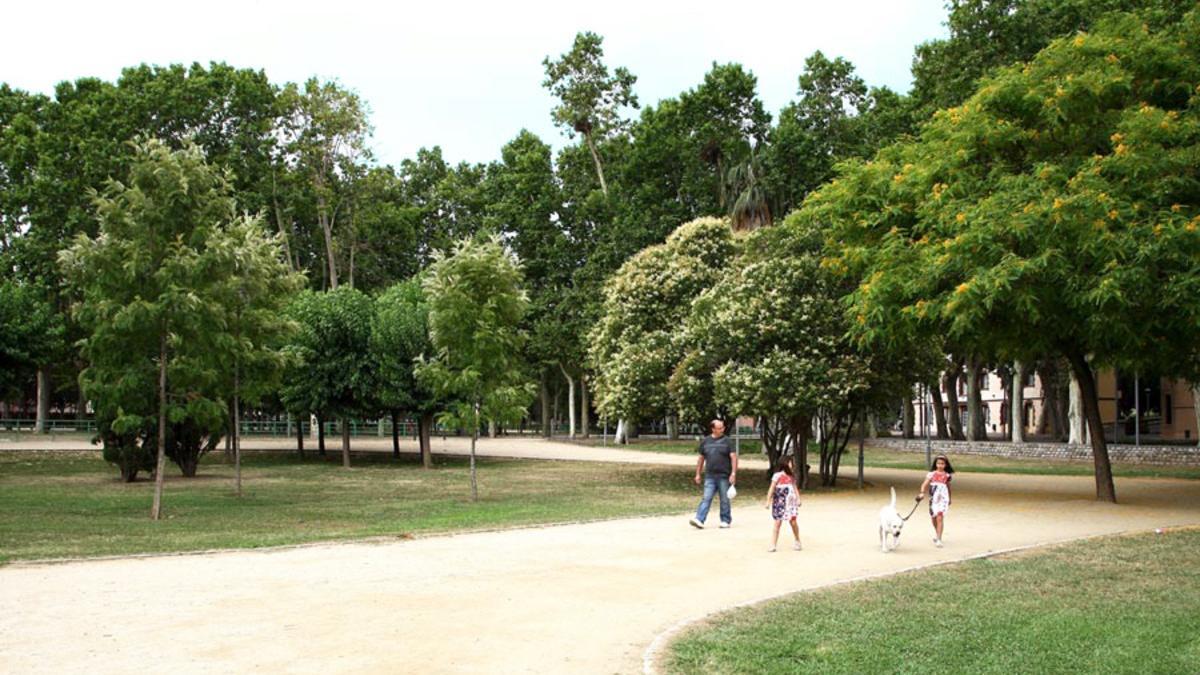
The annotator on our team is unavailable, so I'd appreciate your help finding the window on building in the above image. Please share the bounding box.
[1166,394,1173,425]
[1025,371,1036,387]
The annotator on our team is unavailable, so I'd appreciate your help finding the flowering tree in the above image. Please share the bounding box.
[588,217,733,440]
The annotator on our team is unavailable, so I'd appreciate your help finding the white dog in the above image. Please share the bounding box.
[878,487,921,553]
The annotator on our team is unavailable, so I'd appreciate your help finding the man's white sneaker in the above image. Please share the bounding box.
[689,518,704,529]
[793,541,803,551]
[719,522,730,529]
[934,538,943,548]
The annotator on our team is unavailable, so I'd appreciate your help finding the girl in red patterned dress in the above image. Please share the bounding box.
[764,455,801,552]
[918,455,954,547]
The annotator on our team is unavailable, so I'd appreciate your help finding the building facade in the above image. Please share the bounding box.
[910,368,1199,442]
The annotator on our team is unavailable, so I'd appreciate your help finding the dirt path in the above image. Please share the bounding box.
[3,442,1199,674]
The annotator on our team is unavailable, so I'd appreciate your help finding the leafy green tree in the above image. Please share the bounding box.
[483,130,582,436]
[417,234,533,500]
[208,217,304,495]
[806,10,1200,502]
[543,31,638,196]
[372,278,441,467]
[0,281,63,401]
[675,218,927,485]
[909,0,1191,118]
[346,166,421,292]
[589,217,733,440]
[278,78,371,290]
[397,147,490,267]
[763,52,911,215]
[61,139,243,514]
[279,287,377,468]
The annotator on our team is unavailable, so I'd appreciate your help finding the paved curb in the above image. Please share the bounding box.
[640,524,1195,675]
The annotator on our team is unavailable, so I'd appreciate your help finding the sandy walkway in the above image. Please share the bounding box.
[2,441,1199,674]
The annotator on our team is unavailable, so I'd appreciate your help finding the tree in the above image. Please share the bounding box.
[61,139,241,515]
[808,9,1200,502]
[372,277,441,467]
[0,280,64,416]
[347,166,421,292]
[484,131,580,437]
[676,217,925,486]
[589,217,734,440]
[543,31,638,197]
[417,234,533,500]
[909,0,1191,118]
[208,217,304,496]
[763,51,910,215]
[278,78,371,290]
[279,287,376,468]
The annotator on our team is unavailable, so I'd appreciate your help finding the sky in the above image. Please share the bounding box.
[3,0,950,168]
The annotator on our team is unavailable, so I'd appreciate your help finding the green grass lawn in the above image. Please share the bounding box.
[667,528,1200,674]
[860,446,1200,480]
[0,449,770,564]
[607,438,1200,480]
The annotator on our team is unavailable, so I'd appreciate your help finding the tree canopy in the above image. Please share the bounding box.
[805,9,1200,500]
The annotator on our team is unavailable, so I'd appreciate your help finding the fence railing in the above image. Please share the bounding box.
[0,419,99,433]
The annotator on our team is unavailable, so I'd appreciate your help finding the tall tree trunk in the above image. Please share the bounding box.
[561,365,576,439]
[930,379,948,439]
[580,375,590,439]
[151,333,168,520]
[1193,385,1200,447]
[488,420,497,439]
[944,367,966,440]
[75,381,87,422]
[315,170,342,291]
[224,399,234,458]
[1066,351,1116,502]
[539,374,551,437]
[317,415,327,456]
[340,417,351,468]
[233,362,242,497]
[584,132,608,197]
[615,418,627,445]
[1011,361,1025,443]
[391,410,401,459]
[666,415,679,441]
[271,168,296,271]
[295,416,305,458]
[967,358,985,441]
[857,410,865,489]
[790,414,811,490]
[419,412,434,469]
[901,395,914,439]
[35,367,50,434]
[1069,371,1089,444]
[347,202,357,289]
[470,403,480,501]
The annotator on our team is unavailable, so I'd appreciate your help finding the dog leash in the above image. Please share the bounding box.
[900,496,924,521]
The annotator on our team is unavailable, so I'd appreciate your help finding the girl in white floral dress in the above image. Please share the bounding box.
[764,456,801,552]
[918,455,954,547]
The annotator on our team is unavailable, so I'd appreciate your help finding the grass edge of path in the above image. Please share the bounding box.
[2,506,704,569]
[642,524,1199,675]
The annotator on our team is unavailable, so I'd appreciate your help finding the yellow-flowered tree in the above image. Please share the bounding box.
[803,10,1200,502]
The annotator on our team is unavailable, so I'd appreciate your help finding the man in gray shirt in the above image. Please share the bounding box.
[690,419,738,529]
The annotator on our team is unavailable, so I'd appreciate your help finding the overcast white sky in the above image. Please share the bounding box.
[3,0,949,167]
